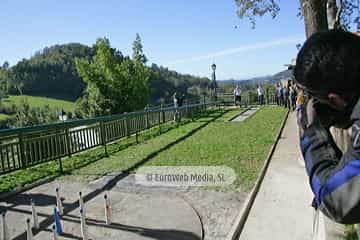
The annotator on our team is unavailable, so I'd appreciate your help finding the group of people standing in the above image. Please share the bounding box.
[233,84,265,106]
[275,81,297,111]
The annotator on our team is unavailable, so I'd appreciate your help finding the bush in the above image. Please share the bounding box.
[8,99,59,128]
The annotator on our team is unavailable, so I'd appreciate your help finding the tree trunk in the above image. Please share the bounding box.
[300,0,329,38]
[327,0,338,29]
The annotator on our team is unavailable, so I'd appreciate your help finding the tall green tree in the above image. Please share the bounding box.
[132,33,148,64]
[75,38,150,117]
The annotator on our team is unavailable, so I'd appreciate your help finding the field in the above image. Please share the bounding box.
[68,107,287,192]
[2,95,76,113]
[143,107,287,191]
[0,107,287,193]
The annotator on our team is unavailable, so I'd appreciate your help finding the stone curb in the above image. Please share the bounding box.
[228,107,251,122]
[226,109,290,240]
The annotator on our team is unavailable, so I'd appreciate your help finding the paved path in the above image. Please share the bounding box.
[1,180,202,240]
[231,107,259,122]
[239,112,325,240]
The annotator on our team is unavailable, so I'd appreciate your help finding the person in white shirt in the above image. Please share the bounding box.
[233,85,242,107]
[257,85,264,105]
[173,93,178,108]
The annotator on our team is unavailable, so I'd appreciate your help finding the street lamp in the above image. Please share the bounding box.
[211,63,217,101]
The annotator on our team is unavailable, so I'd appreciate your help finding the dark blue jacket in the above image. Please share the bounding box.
[300,99,360,224]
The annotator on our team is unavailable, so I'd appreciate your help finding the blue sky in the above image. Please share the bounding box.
[1,0,306,80]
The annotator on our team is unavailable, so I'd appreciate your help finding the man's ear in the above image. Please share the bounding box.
[328,93,347,110]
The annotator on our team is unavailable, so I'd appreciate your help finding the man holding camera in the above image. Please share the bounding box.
[294,30,360,224]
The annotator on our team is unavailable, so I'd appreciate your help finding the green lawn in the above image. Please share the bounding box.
[0,107,287,193]
[143,106,287,191]
[68,107,287,191]
[2,95,75,112]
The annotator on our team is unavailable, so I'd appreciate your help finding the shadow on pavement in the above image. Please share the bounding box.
[3,193,58,208]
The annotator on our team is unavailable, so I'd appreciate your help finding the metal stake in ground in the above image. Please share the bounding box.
[79,192,86,217]
[52,225,58,240]
[1,212,10,240]
[26,218,33,240]
[53,207,63,235]
[55,188,63,215]
[30,198,39,230]
[80,209,88,240]
[104,194,112,225]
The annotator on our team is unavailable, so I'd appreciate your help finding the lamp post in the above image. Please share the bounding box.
[211,63,217,101]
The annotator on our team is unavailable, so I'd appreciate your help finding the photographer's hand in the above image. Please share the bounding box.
[297,98,321,136]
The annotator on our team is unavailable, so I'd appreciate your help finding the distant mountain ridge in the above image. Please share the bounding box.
[219,69,293,86]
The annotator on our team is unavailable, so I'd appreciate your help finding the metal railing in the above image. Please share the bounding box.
[0,102,216,175]
[217,92,277,106]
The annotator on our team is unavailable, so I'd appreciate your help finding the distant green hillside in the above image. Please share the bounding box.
[6,43,94,101]
[1,42,210,104]
[2,95,75,113]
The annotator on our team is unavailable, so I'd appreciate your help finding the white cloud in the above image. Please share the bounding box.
[166,36,304,66]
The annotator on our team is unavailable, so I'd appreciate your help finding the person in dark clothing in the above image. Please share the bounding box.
[178,94,185,107]
[294,30,360,224]
[279,85,284,106]
[283,84,289,109]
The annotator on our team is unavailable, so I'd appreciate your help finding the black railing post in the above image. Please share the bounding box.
[126,116,130,137]
[99,121,108,157]
[158,110,162,135]
[191,106,194,121]
[18,133,26,168]
[58,157,63,173]
[65,128,72,158]
[145,106,150,129]
[161,104,165,123]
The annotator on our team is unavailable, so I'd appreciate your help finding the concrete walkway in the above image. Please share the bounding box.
[239,112,325,240]
[231,107,259,122]
[1,180,202,240]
